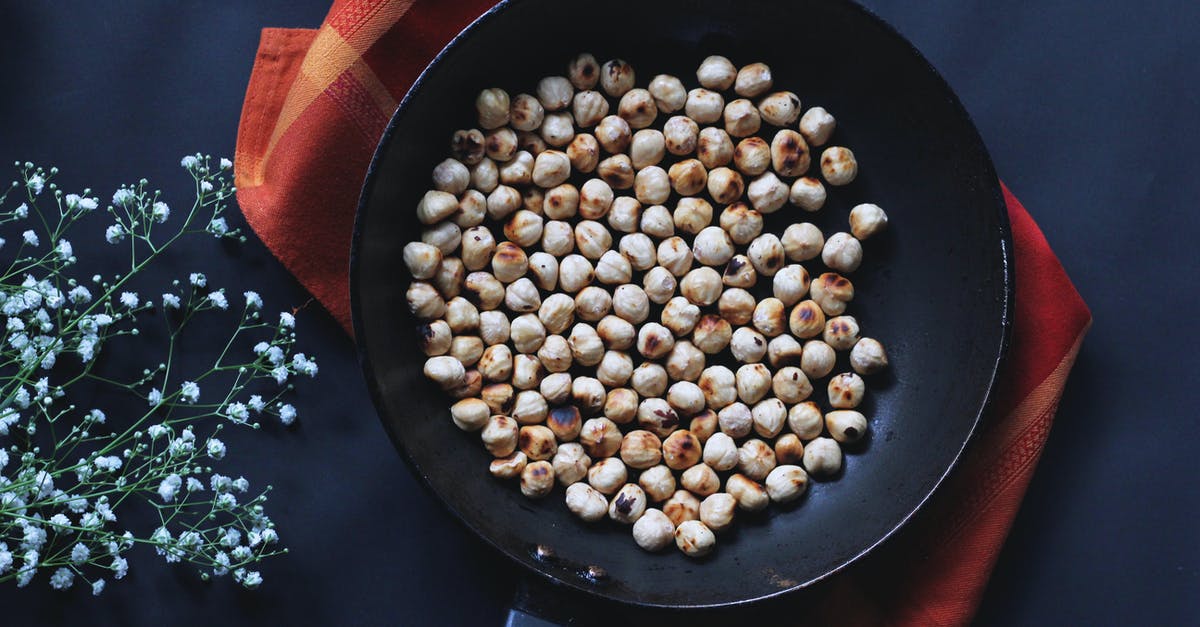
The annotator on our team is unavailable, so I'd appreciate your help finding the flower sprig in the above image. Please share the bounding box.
[0,156,315,594]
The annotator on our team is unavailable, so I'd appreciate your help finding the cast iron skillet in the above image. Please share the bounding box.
[351,0,1013,615]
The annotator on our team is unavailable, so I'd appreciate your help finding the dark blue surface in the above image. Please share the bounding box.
[0,1,1196,624]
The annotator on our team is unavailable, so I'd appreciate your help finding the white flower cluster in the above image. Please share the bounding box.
[0,158,310,593]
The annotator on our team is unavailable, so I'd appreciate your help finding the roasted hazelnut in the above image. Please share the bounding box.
[595,250,633,285]
[771,129,811,177]
[849,203,888,240]
[468,158,499,195]
[422,221,462,256]
[596,349,634,387]
[407,282,446,320]
[767,334,804,369]
[803,437,842,477]
[772,366,813,405]
[619,88,658,129]
[643,266,677,304]
[574,220,613,260]
[685,88,725,124]
[736,363,772,404]
[723,98,761,138]
[680,267,723,306]
[734,62,772,98]
[680,463,720,497]
[697,127,734,169]
[668,159,708,196]
[567,133,601,173]
[773,265,811,307]
[633,509,676,552]
[491,241,528,283]
[621,430,663,469]
[718,288,756,326]
[730,327,768,364]
[692,314,732,354]
[580,418,623,460]
[540,112,576,148]
[662,296,701,337]
[666,341,706,382]
[630,129,666,170]
[811,272,855,316]
[449,336,484,367]
[463,272,505,311]
[663,115,700,155]
[788,401,823,440]
[827,372,866,409]
[574,286,612,322]
[607,197,642,234]
[519,424,558,461]
[799,107,836,146]
[774,434,805,465]
[667,381,706,417]
[609,483,648,524]
[637,322,676,360]
[663,430,703,470]
[481,415,519,457]
[758,91,802,127]
[568,53,601,90]
[587,456,628,494]
[733,137,771,176]
[517,130,548,157]
[674,519,716,557]
[417,320,452,357]
[637,396,680,438]
[486,185,522,221]
[512,353,545,390]
[663,490,701,527]
[547,403,583,437]
[490,452,528,479]
[698,365,737,410]
[476,88,510,130]
[479,344,514,382]
[598,154,636,190]
[568,323,605,367]
[604,387,640,424]
[673,197,713,236]
[747,233,785,276]
[752,298,787,337]
[765,465,809,503]
[823,315,861,351]
[540,372,573,406]
[638,466,677,503]
[572,90,610,128]
[722,256,757,289]
[726,473,769,512]
[600,59,636,97]
[635,165,671,205]
[612,284,650,324]
[505,277,541,314]
[656,237,693,277]
[737,439,777,481]
[702,432,739,472]
[788,300,826,339]
[639,204,675,238]
[597,315,636,350]
[850,337,889,375]
[510,313,546,354]
[558,254,595,294]
[572,376,608,415]
[800,340,837,379]
[822,232,864,273]
[404,242,443,281]
[417,190,459,225]
[537,335,573,373]
[450,398,491,432]
[485,128,519,163]
[718,402,753,438]
[718,202,763,246]
[689,409,719,443]
[566,482,609,522]
[707,167,745,204]
[694,227,737,267]
[552,443,592,486]
[595,115,632,154]
[451,128,486,165]
[820,146,857,186]
[541,221,575,257]
[632,363,669,398]
[648,74,688,113]
[618,232,657,270]
[696,55,737,90]
[752,398,788,438]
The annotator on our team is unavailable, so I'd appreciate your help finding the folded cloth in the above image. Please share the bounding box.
[234,1,1091,624]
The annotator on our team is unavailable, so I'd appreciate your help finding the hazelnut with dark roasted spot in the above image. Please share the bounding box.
[520,460,555,499]
[571,376,607,414]
[827,372,866,409]
[481,382,515,415]
[697,127,734,169]
[820,146,857,186]
[637,322,675,360]
[478,344,514,382]
[511,353,545,390]
[663,490,701,527]
[604,388,639,424]
[811,272,855,316]
[731,327,768,364]
[669,159,707,196]
[850,203,889,240]
[567,133,600,173]
[636,397,680,438]
[547,405,584,441]
[417,320,452,357]
[692,314,732,354]
[609,483,648,524]
[451,128,486,165]
[620,430,663,469]
[597,315,636,350]
[689,409,719,443]
[766,465,809,503]
[826,410,868,444]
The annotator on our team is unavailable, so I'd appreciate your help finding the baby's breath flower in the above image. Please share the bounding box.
[235,568,263,590]
[247,395,265,413]
[71,543,90,565]
[55,239,73,261]
[157,475,182,503]
[16,551,38,587]
[215,493,237,510]
[292,353,318,377]
[67,285,92,304]
[26,175,45,195]
[119,291,139,309]
[147,424,169,439]
[219,158,233,170]
[0,547,13,574]
[179,381,200,404]
[92,579,106,596]
[189,272,206,287]
[147,388,163,407]
[14,203,29,219]
[94,456,122,473]
[22,230,38,246]
[206,438,227,460]
[278,404,297,426]
[207,291,228,310]
[224,403,249,424]
[232,477,249,493]
[105,224,124,244]
[111,556,128,580]
[186,477,204,492]
[49,566,74,590]
[266,346,284,365]
[180,155,199,170]
[279,312,295,329]
[220,527,241,548]
[112,188,135,207]
[49,514,71,528]
[161,292,181,309]
[270,366,288,385]
[151,201,170,223]
[243,290,262,310]
[200,181,214,193]
[207,217,228,236]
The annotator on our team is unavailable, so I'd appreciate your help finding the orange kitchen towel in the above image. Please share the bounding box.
[234,1,1091,624]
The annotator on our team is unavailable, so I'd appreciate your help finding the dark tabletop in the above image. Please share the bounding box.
[0,1,1196,625]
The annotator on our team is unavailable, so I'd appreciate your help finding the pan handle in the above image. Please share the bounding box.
[503,575,598,626]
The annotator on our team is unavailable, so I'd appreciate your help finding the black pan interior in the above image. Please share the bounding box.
[351,0,1012,609]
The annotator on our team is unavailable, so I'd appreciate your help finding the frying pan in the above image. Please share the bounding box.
[350,0,1013,618]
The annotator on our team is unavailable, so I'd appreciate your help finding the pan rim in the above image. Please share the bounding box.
[350,0,1015,610]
